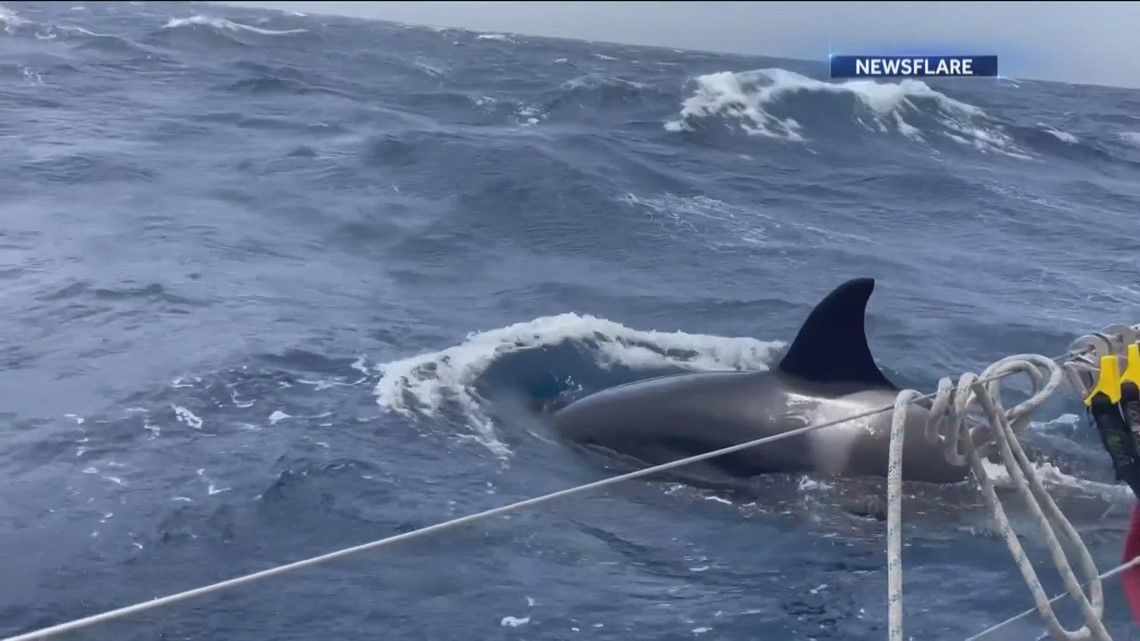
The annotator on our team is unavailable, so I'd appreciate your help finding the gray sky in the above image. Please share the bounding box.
[222,1,1140,88]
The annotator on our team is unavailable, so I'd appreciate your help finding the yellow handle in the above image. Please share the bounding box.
[1085,354,1122,405]
[1123,343,1140,386]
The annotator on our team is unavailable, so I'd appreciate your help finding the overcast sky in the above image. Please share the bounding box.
[222,1,1140,88]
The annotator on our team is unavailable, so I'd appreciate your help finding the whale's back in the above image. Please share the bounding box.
[550,370,818,475]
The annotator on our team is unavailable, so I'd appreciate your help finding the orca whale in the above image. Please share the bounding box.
[550,278,968,483]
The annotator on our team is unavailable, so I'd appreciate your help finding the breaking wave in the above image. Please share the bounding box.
[374,313,782,456]
[665,68,1030,158]
[0,3,26,34]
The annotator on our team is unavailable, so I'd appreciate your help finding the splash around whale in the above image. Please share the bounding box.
[550,278,969,484]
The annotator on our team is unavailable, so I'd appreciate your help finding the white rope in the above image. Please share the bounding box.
[0,347,1107,641]
[887,389,920,641]
[888,353,1114,641]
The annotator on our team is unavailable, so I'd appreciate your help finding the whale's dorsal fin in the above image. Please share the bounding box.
[777,278,895,388]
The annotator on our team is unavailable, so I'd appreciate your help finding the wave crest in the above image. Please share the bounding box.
[162,15,306,36]
[374,313,782,456]
[475,33,514,43]
[0,3,26,34]
[56,25,154,56]
[666,68,1028,158]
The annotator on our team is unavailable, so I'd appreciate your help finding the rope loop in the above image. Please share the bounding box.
[889,350,1115,641]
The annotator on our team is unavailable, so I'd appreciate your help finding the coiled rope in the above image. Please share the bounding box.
[888,353,1111,641]
[942,326,1140,641]
[1,336,1133,641]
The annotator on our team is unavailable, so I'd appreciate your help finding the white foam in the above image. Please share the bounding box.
[162,16,306,35]
[374,314,782,457]
[172,376,200,389]
[297,377,357,391]
[893,112,923,141]
[172,405,202,430]
[515,104,546,126]
[980,459,1133,502]
[665,69,804,141]
[1041,125,1079,144]
[230,389,255,408]
[0,4,26,34]
[500,616,530,627]
[59,25,116,38]
[1030,413,1080,431]
[618,192,791,250]
[1053,413,1080,426]
[1121,132,1140,148]
[941,119,1033,159]
[411,59,445,77]
[562,74,648,92]
[593,53,618,61]
[351,356,370,375]
[797,475,834,492]
[1044,128,1071,142]
[476,33,512,42]
[268,410,291,425]
[666,68,1026,157]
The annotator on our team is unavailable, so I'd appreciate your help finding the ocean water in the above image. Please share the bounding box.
[3,2,1140,640]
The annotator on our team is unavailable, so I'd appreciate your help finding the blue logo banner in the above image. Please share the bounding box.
[830,55,998,78]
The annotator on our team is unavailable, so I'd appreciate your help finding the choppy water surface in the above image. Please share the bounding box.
[2,2,1140,639]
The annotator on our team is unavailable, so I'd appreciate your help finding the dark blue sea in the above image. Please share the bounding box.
[3,2,1140,640]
